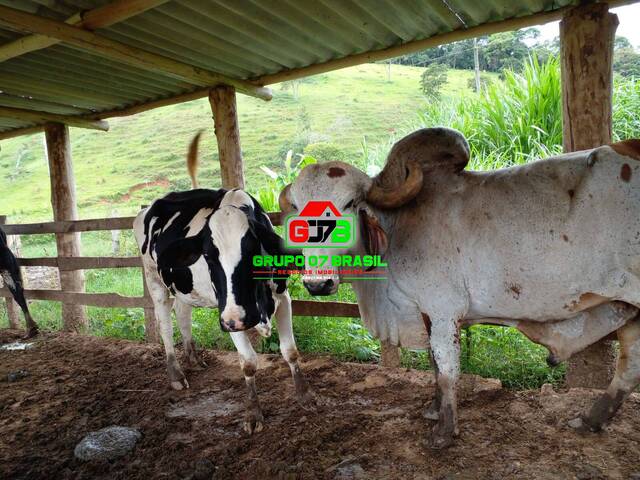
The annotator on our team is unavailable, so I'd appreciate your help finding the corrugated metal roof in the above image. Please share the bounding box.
[0,0,591,136]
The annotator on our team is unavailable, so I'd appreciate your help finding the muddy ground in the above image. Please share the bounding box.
[1,330,639,479]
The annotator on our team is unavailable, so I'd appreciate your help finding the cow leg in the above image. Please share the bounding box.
[428,319,461,449]
[174,300,206,369]
[580,316,640,431]
[275,292,313,408]
[230,331,264,434]
[424,348,442,421]
[143,264,187,390]
[1,259,38,338]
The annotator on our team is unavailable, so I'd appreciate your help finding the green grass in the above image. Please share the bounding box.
[0,63,570,389]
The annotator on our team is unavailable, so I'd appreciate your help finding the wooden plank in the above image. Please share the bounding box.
[1,212,282,235]
[0,0,170,62]
[0,106,109,131]
[292,300,360,318]
[0,290,355,316]
[17,256,142,269]
[0,5,272,101]
[2,216,137,235]
[0,288,152,308]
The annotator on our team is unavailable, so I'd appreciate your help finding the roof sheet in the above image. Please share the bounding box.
[0,0,583,136]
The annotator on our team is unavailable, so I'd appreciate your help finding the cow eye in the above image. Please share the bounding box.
[344,199,354,209]
[291,203,297,210]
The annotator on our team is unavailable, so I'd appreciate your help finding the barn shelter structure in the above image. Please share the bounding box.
[0,0,635,385]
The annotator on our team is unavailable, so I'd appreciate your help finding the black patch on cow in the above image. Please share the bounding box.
[142,188,227,256]
[0,226,32,319]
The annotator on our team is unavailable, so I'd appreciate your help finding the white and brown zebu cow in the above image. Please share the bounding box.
[280,127,640,448]
[134,136,312,433]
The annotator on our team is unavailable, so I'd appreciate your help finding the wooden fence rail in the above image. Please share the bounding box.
[0,213,361,344]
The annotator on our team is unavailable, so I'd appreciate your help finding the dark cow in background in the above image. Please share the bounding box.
[134,134,312,433]
[0,226,38,338]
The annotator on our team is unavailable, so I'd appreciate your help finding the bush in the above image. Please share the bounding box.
[420,63,448,98]
[303,142,347,163]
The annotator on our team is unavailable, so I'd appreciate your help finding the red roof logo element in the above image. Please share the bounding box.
[298,201,341,217]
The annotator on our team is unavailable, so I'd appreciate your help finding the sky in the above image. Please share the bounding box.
[536,3,640,47]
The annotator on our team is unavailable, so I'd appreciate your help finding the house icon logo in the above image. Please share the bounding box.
[285,201,356,248]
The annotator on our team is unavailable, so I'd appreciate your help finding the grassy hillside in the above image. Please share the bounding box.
[0,64,482,222]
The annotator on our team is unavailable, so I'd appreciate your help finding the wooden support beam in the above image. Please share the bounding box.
[0,106,109,131]
[0,5,272,101]
[0,0,170,62]
[45,123,88,332]
[209,85,245,189]
[0,125,43,141]
[561,3,619,389]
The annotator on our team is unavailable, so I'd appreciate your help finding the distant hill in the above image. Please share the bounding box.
[0,64,480,222]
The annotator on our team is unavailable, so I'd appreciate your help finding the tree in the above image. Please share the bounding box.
[420,63,448,98]
[614,48,640,77]
[613,36,640,77]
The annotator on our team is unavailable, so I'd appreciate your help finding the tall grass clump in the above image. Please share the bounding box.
[416,55,563,168]
[613,76,640,140]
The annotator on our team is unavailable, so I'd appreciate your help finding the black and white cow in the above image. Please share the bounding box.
[0,226,38,338]
[133,136,312,433]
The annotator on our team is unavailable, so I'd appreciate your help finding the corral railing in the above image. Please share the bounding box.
[0,213,360,343]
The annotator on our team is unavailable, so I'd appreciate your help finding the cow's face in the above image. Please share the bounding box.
[280,161,422,295]
[209,203,284,334]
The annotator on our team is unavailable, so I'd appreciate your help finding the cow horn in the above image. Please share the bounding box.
[279,184,294,213]
[366,161,423,209]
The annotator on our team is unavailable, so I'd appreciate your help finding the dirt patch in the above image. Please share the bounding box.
[1,331,640,479]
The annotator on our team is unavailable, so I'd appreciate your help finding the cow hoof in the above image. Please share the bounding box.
[243,410,264,434]
[423,407,439,421]
[170,378,189,390]
[577,415,603,433]
[428,433,454,450]
[546,353,563,368]
[296,389,317,411]
[23,327,39,340]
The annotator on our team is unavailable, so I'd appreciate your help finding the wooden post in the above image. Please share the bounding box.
[45,123,88,332]
[560,3,618,388]
[142,275,159,343]
[210,84,262,348]
[209,85,245,189]
[0,215,21,329]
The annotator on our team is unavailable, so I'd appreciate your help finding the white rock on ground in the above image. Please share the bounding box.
[74,426,141,461]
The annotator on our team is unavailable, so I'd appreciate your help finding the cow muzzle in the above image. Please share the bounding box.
[220,304,247,332]
[303,276,339,296]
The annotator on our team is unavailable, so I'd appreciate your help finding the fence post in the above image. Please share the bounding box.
[142,274,159,343]
[138,206,159,343]
[45,123,88,332]
[0,215,22,329]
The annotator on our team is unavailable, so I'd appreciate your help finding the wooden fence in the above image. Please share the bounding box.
[0,213,360,343]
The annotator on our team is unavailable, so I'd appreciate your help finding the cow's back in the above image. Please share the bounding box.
[394,146,640,320]
[134,188,228,306]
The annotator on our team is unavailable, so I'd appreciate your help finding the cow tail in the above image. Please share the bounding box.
[187,130,204,189]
